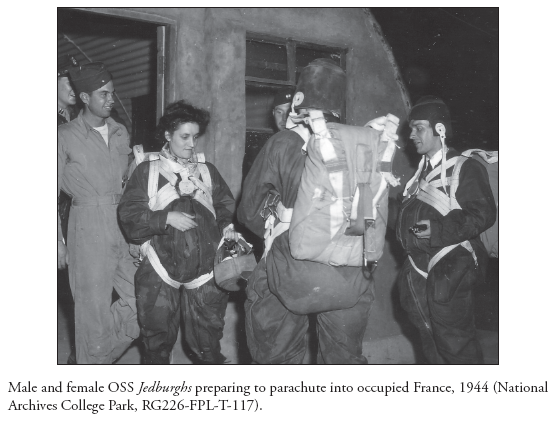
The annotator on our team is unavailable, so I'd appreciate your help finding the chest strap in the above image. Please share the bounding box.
[141,158,215,290]
[409,155,478,276]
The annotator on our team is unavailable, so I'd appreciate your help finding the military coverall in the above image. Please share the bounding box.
[57,111,139,364]
[238,130,374,364]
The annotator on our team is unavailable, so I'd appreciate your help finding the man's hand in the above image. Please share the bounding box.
[129,243,141,259]
[166,211,198,232]
[413,220,431,239]
[58,241,69,270]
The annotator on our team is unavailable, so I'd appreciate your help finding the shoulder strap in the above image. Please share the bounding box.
[462,149,498,164]
[449,156,468,209]
[197,163,212,195]
[147,160,160,209]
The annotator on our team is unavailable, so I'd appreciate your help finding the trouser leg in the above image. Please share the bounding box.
[428,265,483,364]
[110,248,140,362]
[316,274,374,364]
[58,267,76,363]
[183,278,229,364]
[244,259,308,364]
[136,259,180,364]
[398,259,445,364]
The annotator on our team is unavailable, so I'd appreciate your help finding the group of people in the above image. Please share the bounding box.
[58,56,496,365]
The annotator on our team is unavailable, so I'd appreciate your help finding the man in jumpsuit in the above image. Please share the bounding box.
[391,96,496,364]
[57,54,79,364]
[57,62,139,364]
[238,59,374,364]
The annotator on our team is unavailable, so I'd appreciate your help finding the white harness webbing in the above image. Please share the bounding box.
[405,155,478,278]
[137,151,215,290]
[262,201,293,259]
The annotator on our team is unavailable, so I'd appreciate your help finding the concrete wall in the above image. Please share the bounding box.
[80,7,417,348]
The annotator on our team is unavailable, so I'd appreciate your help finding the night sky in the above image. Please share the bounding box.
[371,8,499,152]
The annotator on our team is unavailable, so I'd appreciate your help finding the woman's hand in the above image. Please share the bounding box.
[166,211,198,232]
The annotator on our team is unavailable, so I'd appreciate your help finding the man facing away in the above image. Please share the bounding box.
[57,62,139,364]
[238,59,375,364]
[391,96,496,364]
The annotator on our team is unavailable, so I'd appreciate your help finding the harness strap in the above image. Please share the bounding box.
[416,179,453,216]
[140,241,213,290]
[409,239,478,279]
[408,255,429,279]
[140,156,217,290]
[262,201,293,259]
[148,160,160,208]
[153,183,180,211]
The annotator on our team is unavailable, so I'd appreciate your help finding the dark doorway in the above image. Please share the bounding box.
[58,8,165,150]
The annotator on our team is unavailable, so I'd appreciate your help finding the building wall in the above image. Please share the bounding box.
[79,7,417,343]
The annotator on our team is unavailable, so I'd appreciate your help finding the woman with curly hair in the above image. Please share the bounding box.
[118,100,237,364]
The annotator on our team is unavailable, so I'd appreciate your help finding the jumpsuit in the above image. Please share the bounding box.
[58,111,139,364]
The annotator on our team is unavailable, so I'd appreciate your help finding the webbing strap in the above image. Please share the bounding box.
[142,157,216,288]
[148,160,160,208]
[262,201,293,259]
[408,255,429,279]
[153,183,180,211]
[449,156,467,210]
[427,244,458,272]
[158,165,178,186]
[141,241,212,290]
[409,239,478,279]
[416,180,453,216]
[197,163,212,194]
[461,149,498,164]
[318,135,346,239]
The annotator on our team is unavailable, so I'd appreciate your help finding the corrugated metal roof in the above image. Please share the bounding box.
[58,31,156,132]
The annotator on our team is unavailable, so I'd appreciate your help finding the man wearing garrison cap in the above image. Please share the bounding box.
[57,62,139,364]
[390,96,496,364]
[272,87,295,132]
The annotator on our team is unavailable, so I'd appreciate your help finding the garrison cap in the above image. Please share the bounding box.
[57,54,79,77]
[69,62,112,94]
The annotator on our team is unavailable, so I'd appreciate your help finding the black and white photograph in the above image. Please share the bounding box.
[2,4,553,420]
[55,6,499,366]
